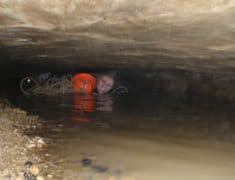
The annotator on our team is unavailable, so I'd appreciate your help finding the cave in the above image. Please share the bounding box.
[1,1,235,180]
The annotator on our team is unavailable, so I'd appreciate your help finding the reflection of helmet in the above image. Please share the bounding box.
[72,94,95,123]
[72,73,96,94]
[73,94,96,112]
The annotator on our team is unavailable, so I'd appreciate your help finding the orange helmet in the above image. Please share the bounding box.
[72,73,96,94]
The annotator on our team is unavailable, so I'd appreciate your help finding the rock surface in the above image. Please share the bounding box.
[0,98,61,179]
[1,0,235,73]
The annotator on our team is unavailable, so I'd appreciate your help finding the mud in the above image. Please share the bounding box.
[0,98,61,180]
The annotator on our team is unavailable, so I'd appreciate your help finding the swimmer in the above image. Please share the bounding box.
[20,72,128,95]
[95,73,128,95]
[96,74,115,94]
[72,73,116,95]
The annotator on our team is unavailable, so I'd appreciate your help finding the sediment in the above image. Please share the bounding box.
[0,98,60,180]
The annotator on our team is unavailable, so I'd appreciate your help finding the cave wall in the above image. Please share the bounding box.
[125,69,235,101]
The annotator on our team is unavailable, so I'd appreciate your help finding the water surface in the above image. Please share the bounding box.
[16,94,235,180]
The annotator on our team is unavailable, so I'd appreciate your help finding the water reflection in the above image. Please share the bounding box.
[72,94,113,124]
[96,95,113,112]
[73,94,96,113]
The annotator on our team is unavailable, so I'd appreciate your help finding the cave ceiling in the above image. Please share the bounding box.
[1,0,235,74]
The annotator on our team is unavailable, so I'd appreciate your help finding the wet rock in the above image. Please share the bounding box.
[29,165,40,176]
[23,172,35,180]
[26,137,46,149]
[36,138,46,148]
[13,108,27,115]
[91,165,109,173]
[26,143,36,149]
[82,158,92,167]
[24,161,33,168]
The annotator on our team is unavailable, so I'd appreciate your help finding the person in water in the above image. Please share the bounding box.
[20,72,128,95]
[96,73,116,94]
[72,72,124,95]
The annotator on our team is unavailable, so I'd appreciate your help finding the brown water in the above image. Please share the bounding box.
[16,94,235,180]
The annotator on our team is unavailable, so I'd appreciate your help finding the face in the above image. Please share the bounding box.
[97,75,114,94]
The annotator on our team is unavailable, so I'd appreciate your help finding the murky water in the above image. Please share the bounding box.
[14,94,235,180]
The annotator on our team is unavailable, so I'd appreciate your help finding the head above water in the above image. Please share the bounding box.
[96,73,116,94]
